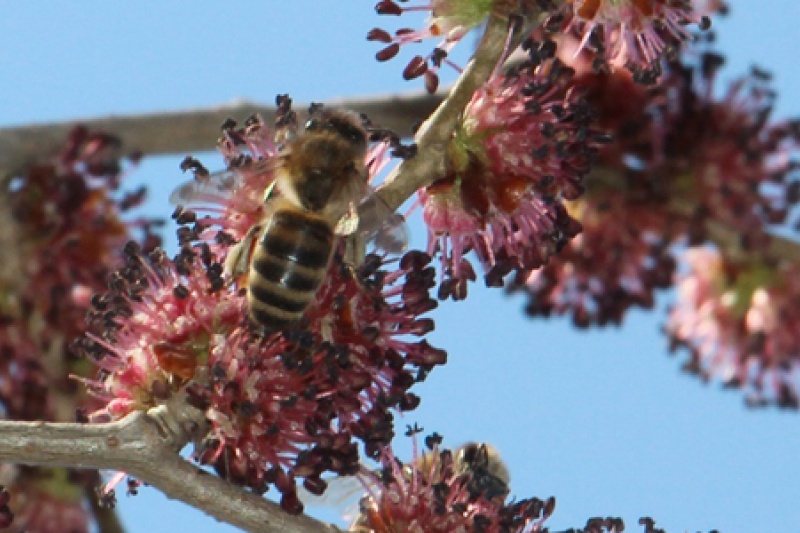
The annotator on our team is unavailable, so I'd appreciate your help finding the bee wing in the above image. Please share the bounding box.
[169,157,285,206]
[369,211,409,256]
[352,191,409,255]
[297,474,367,510]
[169,169,242,206]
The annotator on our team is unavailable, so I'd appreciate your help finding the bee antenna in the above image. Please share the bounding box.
[367,127,399,144]
[364,123,417,159]
[391,142,417,160]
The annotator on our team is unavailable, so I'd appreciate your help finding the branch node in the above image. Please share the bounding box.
[145,393,208,452]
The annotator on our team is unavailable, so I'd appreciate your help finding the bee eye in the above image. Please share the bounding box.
[337,123,367,147]
[305,111,367,150]
[327,117,367,148]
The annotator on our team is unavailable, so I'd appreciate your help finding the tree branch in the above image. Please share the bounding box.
[0,93,442,179]
[0,410,341,533]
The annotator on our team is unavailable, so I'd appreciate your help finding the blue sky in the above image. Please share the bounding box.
[1,3,799,532]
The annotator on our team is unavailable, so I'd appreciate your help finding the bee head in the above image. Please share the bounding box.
[305,108,368,155]
[454,442,510,500]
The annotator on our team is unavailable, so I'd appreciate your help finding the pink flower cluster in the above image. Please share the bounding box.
[351,436,555,533]
[76,110,445,513]
[368,0,720,90]
[517,53,800,331]
[559,0,712,78]
[667,247,800,409]
[419,44,603,299]
[0,127,159,532]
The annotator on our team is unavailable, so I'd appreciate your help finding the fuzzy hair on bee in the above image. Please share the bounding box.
[232,109,370,331]
[170,106,409,334]
[273,109,369,220]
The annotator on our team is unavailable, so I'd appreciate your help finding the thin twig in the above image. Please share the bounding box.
[85,482,127,533]
[373,2,523,213]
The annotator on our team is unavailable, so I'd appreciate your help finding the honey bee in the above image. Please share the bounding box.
[301,442,510,530]
[170,108,408,332]
[449,441,510,500]
[351,442,510,532]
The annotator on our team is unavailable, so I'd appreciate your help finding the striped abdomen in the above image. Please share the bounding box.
[247,209,334,331]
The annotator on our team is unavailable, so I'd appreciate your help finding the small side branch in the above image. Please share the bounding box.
[374,2,522,212]
[85,482,126,533]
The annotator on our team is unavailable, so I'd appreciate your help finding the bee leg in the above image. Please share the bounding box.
[262,180,278,203]
[224,225,262,285]
[343,232,367,267]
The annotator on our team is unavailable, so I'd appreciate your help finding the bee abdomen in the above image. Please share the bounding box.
[247,209,334,330]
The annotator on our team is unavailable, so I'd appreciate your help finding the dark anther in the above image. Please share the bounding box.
[538,39,557,60]
[367,28,392,43]
[700,51,725,79]
[173,284,189,299]
[751,65,773,82]
[431,47,448,67]
[375,0,402,15]
[123,241,141,257]
[403,55,428,80]
[525,99,542,114]
[531,145,550,159]
[175,209,197,224]
[220,117,237,131]
[179,156,210,177]
[425,71,440,93]
[244,114,259,127]
[376,43,400,62]
[404,422,423,436]
[424,432,443,449]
